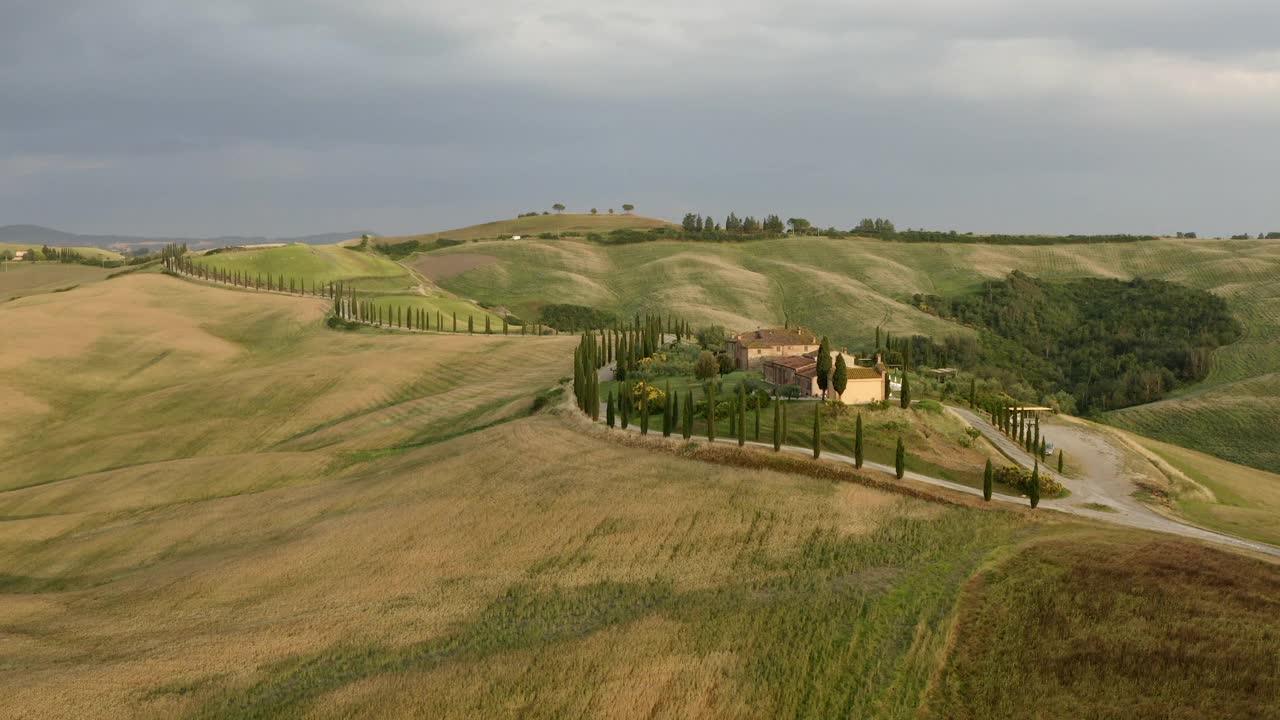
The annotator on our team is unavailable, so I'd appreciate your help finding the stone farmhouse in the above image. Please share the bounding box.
[763,349,888,404]
[725,327,821,370]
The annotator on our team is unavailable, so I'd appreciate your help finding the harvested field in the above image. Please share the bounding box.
[408,252,499,282]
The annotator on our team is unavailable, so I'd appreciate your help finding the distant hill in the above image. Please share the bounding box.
[0,225,374,252]
[379,213,676,244]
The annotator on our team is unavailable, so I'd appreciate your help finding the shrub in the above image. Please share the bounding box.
[993,465,1065,496]
[779,385,802,399]
[694,352,719,380]
[717,354,735,375]
[325,316,360,331]
[916,399,943,414]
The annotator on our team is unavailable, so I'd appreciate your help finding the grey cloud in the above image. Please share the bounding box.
[1,1,1277,237]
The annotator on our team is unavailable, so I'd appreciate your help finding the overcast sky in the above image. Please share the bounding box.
[2,1,1278,237]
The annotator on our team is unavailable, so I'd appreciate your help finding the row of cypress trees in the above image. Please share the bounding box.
[168,253,558,336]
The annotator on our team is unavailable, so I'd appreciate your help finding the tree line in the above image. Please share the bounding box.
[912,271,1242,413]
[165,251,556,336]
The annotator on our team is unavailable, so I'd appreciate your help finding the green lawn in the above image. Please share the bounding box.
[367,294,507,331]
[191,244,415,292]
[0,242,124,261]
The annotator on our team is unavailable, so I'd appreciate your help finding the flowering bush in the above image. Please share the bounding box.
[628,381,667,413]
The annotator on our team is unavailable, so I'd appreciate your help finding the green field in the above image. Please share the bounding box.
[368,293,507,330]
[429,236,1280,473]
[2,274,1278,718]
[1121,429,1280,547]
[382,212,677,243]
[191,244,416,292]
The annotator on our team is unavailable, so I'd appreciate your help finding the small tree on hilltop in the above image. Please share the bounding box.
[622,204,635,213]
[591,208,598,215]
[553,203,565,213]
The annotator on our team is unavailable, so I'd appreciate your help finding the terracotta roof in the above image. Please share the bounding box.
[765,356,816,371]
[846,367,882,380]
[731,327,819,349]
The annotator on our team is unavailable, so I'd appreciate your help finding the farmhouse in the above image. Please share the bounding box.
[725,327,821,370]
[764,350,888,404]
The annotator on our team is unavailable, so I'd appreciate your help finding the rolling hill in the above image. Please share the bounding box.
[417,235,1280,473]
[380,212,677,244]
[0,224,372,252]
[2,273,1276,718]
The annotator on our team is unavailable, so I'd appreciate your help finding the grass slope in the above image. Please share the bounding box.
[2,275,1278,718]
[0,262,116,300]
[925,530,1280,720]
[383,213,676,243]
[191,244,415,292]
[429,236,1280,473]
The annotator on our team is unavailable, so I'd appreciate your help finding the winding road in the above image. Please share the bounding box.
[593,375,1279,557]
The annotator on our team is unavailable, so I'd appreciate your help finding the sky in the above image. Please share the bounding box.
[2,0,1278,238]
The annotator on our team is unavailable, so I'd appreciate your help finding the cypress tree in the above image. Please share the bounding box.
[590,371,600,421]
[606,391,616,428]
[663,382,673,437]
[983,459,993,501]
[1058,450,1065,473]
[620,385,630,429]
[854,413,864,469]
[895,437,906,479]
[969,377,976,408]
[485,316,491,334]
[683,390,693,439]
[832,354,848,400]
[706,382,717,442]
[729,396,737,438]
[468,315,474,334]
[816,337,832,399]
[812,403,821,459]
[453,312,457,333]
[640,387,651,434]
[900,372,911,409]
[773,397,782,452]
[782,401,788,446]
[1030,461,1041,508]
[1033,415,1041,450]
[737,382,746,447]
[754,402,761,441]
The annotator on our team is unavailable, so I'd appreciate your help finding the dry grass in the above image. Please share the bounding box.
[924,529,1280,720]
[383,213,676,243]
[4,272,1278,719]
[0,262,115,300]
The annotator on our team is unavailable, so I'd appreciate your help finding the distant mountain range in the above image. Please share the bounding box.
[0,225,375,251]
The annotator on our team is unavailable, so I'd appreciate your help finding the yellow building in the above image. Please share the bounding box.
[763,351,887,404]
